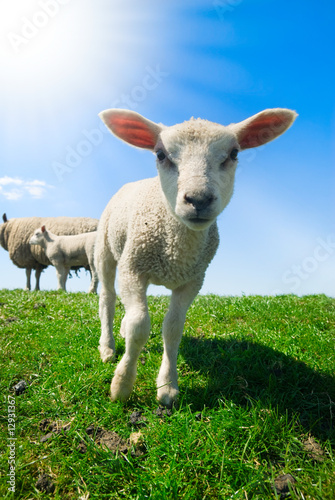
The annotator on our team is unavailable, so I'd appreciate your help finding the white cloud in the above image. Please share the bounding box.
[24,185,45,198]
[0,176,53,200]
[2,189,22,201]
[0,176,24,186]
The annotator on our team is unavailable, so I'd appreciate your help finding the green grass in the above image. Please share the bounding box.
[0,290,334,499]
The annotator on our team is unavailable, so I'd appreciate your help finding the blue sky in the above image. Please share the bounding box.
[0,0,334,296]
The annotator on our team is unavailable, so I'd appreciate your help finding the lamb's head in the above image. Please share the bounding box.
[99,108,297,231]
[29,225,48,247]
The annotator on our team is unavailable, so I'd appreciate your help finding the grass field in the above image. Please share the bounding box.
[0,290,334,499]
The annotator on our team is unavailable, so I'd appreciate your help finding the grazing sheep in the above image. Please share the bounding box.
[0,214,98,290]
[96,107,297,406]
[30,226,98,293]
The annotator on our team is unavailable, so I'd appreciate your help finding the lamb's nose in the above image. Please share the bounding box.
[184,193,214,211]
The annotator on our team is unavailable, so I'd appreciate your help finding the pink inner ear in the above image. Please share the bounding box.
[106,115,157,149]
[237,111,295,149]
[41,225,45,233]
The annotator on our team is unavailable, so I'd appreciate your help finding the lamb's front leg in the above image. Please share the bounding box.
[157,280,202,407]
[110,276,150,401]
[55,265,69,291]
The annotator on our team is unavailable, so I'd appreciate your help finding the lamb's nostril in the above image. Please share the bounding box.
[184,193,214,211]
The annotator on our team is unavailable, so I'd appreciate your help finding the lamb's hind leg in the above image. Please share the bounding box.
[88,267,99,294]
[157,279,202,407]
[97,252,117,362]
[25,268,31,291]
[88,251,99,294]
[110,274,150,401]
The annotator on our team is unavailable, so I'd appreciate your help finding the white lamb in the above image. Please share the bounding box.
[95,107,297,406]
[0,214,98,290]
[30,226,98,293]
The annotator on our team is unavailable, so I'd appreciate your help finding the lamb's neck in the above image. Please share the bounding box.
[165,211,216,262]
[43,232,56,246]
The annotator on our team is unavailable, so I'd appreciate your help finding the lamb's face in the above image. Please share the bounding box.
[155,120,239,231]
[29,228,45,246]
[99,107,297,232]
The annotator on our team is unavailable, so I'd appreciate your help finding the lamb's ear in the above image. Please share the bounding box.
[41,225,46,233]
[2,213,7,223]
[99,109,162,150]
[232,108,298,150]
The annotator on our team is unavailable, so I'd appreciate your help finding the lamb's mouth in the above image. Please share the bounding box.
[189,217,209,224]
[185,217,214,229]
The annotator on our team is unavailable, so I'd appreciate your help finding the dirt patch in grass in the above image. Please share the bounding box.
[84,425,146,457]
[272,474,296,498]
[39,419,146,458]
[12,379,29,395]
[39,418,72,443]
[129,411,147,427]
[35,473,55,494]
[154,406,173,418]
[303,435,326,462]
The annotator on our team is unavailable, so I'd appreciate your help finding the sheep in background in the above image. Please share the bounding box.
[0,214,98,290]
[0,213,45,290]
[1,213,46,290]
[96,107,297,406]
[30,226,98,293]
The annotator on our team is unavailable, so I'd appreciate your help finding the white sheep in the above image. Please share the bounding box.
[0,214,98,290]
[95,107,297,406]
[29,226,98,292]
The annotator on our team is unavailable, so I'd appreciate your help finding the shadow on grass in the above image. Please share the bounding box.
[180,336,335,443]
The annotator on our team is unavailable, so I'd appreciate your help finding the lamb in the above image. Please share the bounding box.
[95,107,297,406]
[0,214,98,290]
[29,226,98,293]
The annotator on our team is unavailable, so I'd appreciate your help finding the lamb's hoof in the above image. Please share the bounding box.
[110,380,132,402]
[157,386,179,408]
[99,346,115,363]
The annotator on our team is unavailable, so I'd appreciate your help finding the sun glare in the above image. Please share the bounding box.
[1,2,159,122]
[0,1,163,163]
[1,1,96,98]
[0,1,145,148]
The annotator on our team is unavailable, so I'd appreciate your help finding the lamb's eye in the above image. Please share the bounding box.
[156,150,166,162]
[230,148,238,161]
